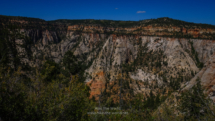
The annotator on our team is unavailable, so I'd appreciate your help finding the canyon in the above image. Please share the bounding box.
[1,15,215,104]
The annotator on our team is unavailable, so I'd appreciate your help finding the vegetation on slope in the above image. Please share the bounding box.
[1,19,215,121]
[143,17,215,29]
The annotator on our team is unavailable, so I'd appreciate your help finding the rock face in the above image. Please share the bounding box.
[86,71,106,100]
[182,53,215,102]
[189,39,215,63]
[130,69,162,86]
[67,24,215,39]
[21,29,61,45]
[18,28,215,101]
[2,16,215,102]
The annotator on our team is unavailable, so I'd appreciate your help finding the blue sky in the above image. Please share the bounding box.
[0,0,215,25]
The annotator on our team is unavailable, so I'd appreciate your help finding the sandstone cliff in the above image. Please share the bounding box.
[2,15,215,103]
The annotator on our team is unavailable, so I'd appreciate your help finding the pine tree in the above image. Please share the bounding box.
[179,77,209,120]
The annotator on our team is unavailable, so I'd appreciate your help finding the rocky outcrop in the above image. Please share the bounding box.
[20,29,63,45]
[182,53,215,102]
[15,26,215,100]
[67,25,215,39]
[3,15,215,101]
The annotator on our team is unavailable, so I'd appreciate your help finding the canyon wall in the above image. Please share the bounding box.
[18,27,215,102]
